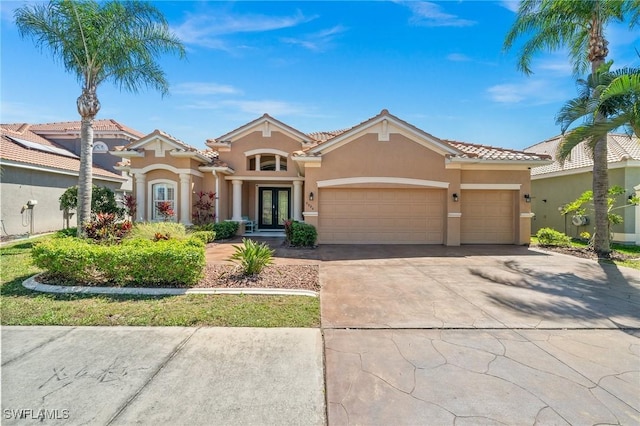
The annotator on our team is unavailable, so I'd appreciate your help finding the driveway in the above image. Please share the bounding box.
[320,245,640,425]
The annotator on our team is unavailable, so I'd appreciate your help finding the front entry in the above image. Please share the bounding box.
[258,187,291,229]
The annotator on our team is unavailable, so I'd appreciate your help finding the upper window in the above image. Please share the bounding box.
[152,183,176,221]
[247,154,287,171]
[93,141,109,154]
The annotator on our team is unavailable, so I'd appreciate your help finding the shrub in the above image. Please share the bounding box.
[189,223,215,232]
[190,230,216,244]
[229,238,274,275]
[192,191,216,225]
[155,201,175,222]
[59,185,123,217]
[536,228,571,247]
[128,222,188,241]
[290,222,317,247]
[284,219,295,243]
[32,237,205,286]
[213,221,238,240]
[84,213,132,243]
[55,227,78,238]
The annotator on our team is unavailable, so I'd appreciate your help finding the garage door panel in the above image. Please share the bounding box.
[319,188,444,244]
[461,190,514,244]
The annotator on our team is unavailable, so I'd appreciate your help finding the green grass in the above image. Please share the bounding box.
[530,236,640,270]
[1,238,319,327]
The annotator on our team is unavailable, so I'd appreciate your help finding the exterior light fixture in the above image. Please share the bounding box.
[452,193,459,202]
[524,194,532,203]
[309,192,314,201]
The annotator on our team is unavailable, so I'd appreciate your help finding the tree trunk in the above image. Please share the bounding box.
[589,8,611,257]
[76,86,100,237]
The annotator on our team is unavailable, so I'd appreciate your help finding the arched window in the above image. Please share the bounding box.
[151,182,176,221]
[247,154,287,171]
[93,141,109,153]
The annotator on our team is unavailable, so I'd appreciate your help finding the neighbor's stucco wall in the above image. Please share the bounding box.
[531,166,638,242]
[0,166,121,236]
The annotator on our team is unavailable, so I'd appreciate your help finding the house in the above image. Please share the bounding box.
[0,120,142,237]
[525,134,640,245]
[113,110,551,245]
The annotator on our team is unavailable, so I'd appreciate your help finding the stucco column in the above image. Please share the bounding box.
[134,173,146,222]
[635,184,640,245]
[275,155,281,171]
[255,155,261,171]
[293,180,303,221]
[179,173,191,225]
[231,180,243,221]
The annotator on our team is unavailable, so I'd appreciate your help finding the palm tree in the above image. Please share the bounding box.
[556,64,640,160]
[15,0,185,236]
[503,0,639,256]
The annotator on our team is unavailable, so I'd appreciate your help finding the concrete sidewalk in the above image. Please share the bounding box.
[1,327,325,425]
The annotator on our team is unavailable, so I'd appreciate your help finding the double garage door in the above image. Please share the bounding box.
[318,188,445,244]
[318,188,515,245]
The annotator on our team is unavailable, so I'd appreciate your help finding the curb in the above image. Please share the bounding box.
[22,274,318,298]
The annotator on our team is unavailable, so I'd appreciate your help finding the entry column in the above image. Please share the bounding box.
[179,173,191,225]
[231,180,243,221]
[293,180,303,221]
[134,173,146,222]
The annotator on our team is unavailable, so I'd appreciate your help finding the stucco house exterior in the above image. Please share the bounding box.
[113,110,551,245]
[525,134,640,245]
[0,120,141,237]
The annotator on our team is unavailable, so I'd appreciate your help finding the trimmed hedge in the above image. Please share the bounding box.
[213,221,238,240]
[190,230,216,244]
[536,228,571,247]
[289,222,317,247]
[128,222,188,241]
[32,237,205,287]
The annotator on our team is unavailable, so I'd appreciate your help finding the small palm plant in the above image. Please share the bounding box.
[229,238,274,275]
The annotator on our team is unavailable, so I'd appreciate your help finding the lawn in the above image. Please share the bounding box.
[1,238,320,327]
[530,237,640,270]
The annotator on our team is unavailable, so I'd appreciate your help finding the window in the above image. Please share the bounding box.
[93,141,109,153]
[152,183,176,221]
[247,154,287,171]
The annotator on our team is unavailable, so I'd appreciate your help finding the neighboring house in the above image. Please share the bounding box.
[0,120,139,237]
[525,134,640,245]
[113,110,551,245]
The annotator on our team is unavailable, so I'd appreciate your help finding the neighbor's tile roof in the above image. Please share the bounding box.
[307,129,349,143]
[524,133,640,176]
[30,119,145,138]
[1,124,124,180]
[444,140,552,161]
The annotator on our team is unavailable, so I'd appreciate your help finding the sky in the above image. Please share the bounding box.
[1,0,639,151]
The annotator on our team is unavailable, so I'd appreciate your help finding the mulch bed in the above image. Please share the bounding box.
[535,245,637,262]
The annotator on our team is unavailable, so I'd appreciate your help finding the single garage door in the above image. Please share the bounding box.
[318,188,445,244]
[461,190,515,244]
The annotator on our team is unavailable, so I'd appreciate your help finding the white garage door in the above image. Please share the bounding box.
[461,190,515,244]
[318,188,445,244]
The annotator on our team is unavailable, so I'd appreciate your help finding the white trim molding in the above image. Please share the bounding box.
[302,211,318,217]
[447,212,462,218]
[130,164,204,178]
[317,177,449,189]
[244,148,290,157]
[0,159,125,183]
[460,184,522,190]
[224,176,304,182]
[520,212,535,218]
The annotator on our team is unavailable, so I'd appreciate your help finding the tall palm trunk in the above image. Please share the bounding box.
[76,85,100,236]
[589,10,611,256]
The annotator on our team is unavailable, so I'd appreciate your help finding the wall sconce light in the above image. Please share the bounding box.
[524,194,532,203]
[309,192,314,201]
[452,193,459,202]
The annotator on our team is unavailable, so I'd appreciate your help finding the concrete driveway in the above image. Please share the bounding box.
[320,245,640,425]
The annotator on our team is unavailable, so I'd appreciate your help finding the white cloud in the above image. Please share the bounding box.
[173,82,241,96]
[487,79,569,105]
[281,25,347,52]
[447,53,471,62]
[536,59,573,76]
[500,1,520,13]
[172,10,315,49]
[180,98,310,117]
[0,101,65,124]
[396,1,476,27]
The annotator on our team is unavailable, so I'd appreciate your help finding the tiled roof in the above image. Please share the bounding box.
[1,124,125,180]
[524,133,640,176]
[307,129,349,143]
[444,140,552,161]
[30,119,145,138]
[199,149,229,167]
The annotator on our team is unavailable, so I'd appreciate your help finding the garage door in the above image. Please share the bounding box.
[318,188,445,244]
[461,190,514,244]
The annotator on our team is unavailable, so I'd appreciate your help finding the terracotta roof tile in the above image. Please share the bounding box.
[444,140,551,161]
[30,119,145,138]
[307,129,349,143]
[525,133,640,176]
[1,124,124,180]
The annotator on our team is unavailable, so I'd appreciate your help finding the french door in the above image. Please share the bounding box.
[258,187,291,229]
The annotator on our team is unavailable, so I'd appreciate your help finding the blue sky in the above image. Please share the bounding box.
[1,1,639,151]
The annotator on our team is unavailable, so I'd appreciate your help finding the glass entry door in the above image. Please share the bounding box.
[258,187,291,229]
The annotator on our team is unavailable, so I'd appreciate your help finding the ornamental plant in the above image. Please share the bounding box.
[192,191,216,225]
[156,201,175,222]
[83,213,132,243]
[123,194,137,220]
[229,238,274,275]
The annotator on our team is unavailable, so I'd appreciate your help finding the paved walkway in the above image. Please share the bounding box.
[2,242,639,425]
